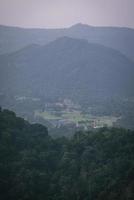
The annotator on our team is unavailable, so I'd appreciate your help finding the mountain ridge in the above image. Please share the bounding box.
[0,23,134,60]
[1,23,134,30]
[0,37,134,101]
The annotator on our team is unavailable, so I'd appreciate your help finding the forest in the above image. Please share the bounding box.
[0,107,134,200]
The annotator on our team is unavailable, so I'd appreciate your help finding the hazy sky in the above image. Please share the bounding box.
[0,0,134,28]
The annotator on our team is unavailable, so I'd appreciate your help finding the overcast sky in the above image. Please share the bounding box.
[0,0,134,28]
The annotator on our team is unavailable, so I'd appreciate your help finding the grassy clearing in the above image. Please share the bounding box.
[34,110,119,127]
[35,110,61,120]
[62,111,86,122]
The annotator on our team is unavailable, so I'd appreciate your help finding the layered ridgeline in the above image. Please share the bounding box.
[0,23,134,61]
[0,37,134,102]
[0,108,134,200]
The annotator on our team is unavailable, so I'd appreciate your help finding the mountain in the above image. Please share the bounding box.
[0,37,134,104]
[0,24,134,60]
[67,23,134,60]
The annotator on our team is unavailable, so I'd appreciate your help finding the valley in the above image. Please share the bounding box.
[0,1,134,199]
[34,99,119,130]
[0,25,134,135]
[0,92,120,133]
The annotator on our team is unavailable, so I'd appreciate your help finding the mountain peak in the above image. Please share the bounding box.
[70,23,93,29]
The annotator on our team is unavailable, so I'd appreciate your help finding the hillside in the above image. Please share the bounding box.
[0,24,134,60]
[0,37,134,101]
[0,108,134,200]
[0,36,134,129]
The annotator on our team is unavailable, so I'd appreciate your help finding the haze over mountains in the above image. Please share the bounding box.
[0,36,134,102]
[0,23,134,129]
[1,0,134,197]
[0,23,134,61]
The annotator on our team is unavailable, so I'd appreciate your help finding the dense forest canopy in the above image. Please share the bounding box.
[0,107,134,200]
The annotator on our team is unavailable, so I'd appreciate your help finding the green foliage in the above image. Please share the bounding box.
[0,108,134,199]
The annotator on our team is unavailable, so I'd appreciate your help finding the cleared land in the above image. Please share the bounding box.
[35,110,119,127]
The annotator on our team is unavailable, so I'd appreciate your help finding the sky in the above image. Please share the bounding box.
[0,0,134,29]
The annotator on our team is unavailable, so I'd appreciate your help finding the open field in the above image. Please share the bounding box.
[35,110,61,120]
[34,109,119,128]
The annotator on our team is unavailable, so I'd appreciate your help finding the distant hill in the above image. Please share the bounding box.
[0,24,134,60]
[0,37,134,104]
